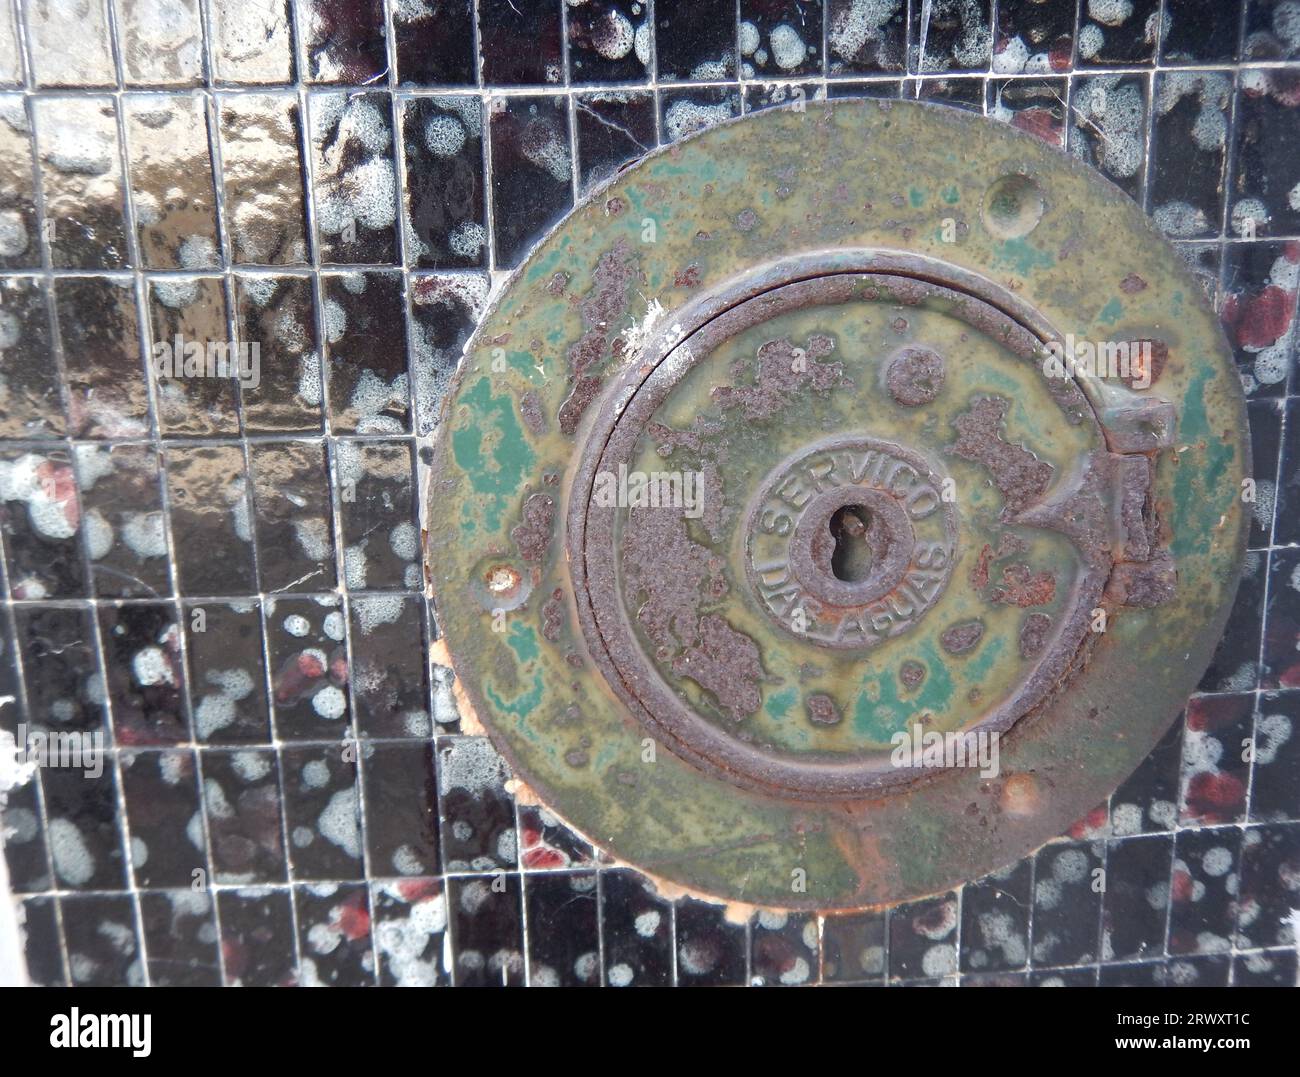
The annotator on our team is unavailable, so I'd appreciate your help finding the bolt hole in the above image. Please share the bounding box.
[829,505,874,583]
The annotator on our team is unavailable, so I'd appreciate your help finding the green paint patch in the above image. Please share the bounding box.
[941,184,960,204]
[1097,297,1124,326]
[765,685,797,720]
[486,672,543,717]
[450,376,537,534]
[992,238,1054,276]
[911,640,955,714]
[1170,365,1235,558]
[909,187,926,208]
[853,674,907,743]
[507,622,540,664]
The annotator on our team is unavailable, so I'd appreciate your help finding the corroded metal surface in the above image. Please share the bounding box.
[427,100,1249,910]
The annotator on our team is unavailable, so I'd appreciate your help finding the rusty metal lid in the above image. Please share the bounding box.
[427,99,1249,910]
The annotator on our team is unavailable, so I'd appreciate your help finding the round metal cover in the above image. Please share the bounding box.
[427,100,1249,910]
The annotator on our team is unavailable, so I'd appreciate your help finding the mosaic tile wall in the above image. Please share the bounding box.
[0,0,1297,988]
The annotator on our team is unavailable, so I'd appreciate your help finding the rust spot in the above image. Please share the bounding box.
[1001,773,1042,816]
[886,346,945,406]
[1121,338,1169,389]
[1019,612,1052,658]
[1120,272,1148,294]
[736,208,759,232]
[558,240,640,436]
[484,564,524,603]
[941,620,985,655]
[1110,553,1177,608]
[899,660,926,689]
[671,613,764,722]
[519,390,547,436]
[510,493,555,562]
[674,263,702,288]
[710,334,844,422]
[970,543,993,590]
[992,563,1057,607]
[546,271,570,296]
[605,196,625,216]
[804,693,842,726]
[541,587,564,642]
[948,396,1054,514]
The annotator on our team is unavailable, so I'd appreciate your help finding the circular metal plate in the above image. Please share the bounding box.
[428,100,1248,910]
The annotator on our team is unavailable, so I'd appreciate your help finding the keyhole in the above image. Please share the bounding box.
[829,505,873,583]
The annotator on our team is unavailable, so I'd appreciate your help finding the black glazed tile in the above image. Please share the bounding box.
[1198,549,1265,693]
[2,771,50,892]
[1030,841,1103,966]
[826,79,904,100]
[120,748,206,888]
[1150,72,1232,241]
[655,0,737,81]
[184,600,271,744]
[1277,396,1300,546]
[124,94,219,269]
[910,0,994,73]
[265,595,351,740]
[518,803,593,869]
[1235,822,1300,949]
[337,441,418,590]
[1174,241,1223,305]
[960,861,1031,972]
[1262,558,1300,693]
[1230,72,1300,239]
[447,873,525,986]
[0,278,60,437]
[660,85,741,142]
[216,94,309,265]
[1219,242,1298,398]
[234,274,324,435]
[1251,690,1300,820]
[0,445,85,599]
[740,2,823,79]
[962,971,1027,986]
[1110,714,1183,836]
[993,0,1074,75]
[568,1,652,84]
[438,735,516,871]
[750,909,819,986]
[1101,833,1174,962]
[401,96,487,269]
[1162,0,1243,65]
[372,878,449,986]
[19,897,66,986]
[409,273,488,435]
[1099,955,1230,986]
[1077,0,1160,66]
[217,886,298,986]
[574,91,656,193]
[1232,947,1297,985]
[139,890,222,986]
[41,763,127,891]
[147,276,241,437]
[987,78,1069,148]
[675,894,747,986]
[478,0,564,86]
[61,893,143,986]
[309,91,399,265]
[323,271,410,433]
[281,743,364,881]
[13,604,105,735]
[201,748,287,884]
[1246,397,1283,549]
[1071,75,1149,201]
[887,891,959,979]
[600,868,673,987]
[1030,966,1098,986]
[55,276,149,439]
[295,882,376,986]
[488,95,574,268]
[394,0,477,87]
[98,601,189,745]
[1243,0,1300,61]
[1179,692,1253,825]
[905,76,986,112]
[826,0,907,74]
[249,441,338,593]
[299,0,387,85]
[525,871,601,986]
[32,96,129,269]
[73,444,170,599]
[163,443,258,593]
[1168,826,1242,956]
[0,98,40,270]
[822,909,886,983]
[360,741,440,877]
[350,594,430,738]
[743,80,822,113]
